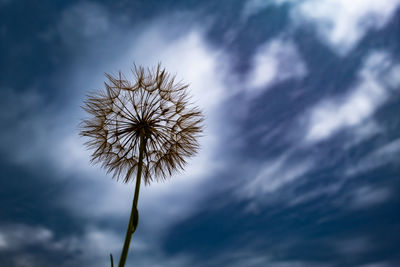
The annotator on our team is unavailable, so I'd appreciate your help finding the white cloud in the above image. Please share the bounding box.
[0,223,165,267]
[304,51,400,143]
[15,14,234,265]
[346,138,400,176]
[197,249,330,267]
[56,226,135,267]
[0,88,55,166]
[0,88,42,121]
[242,0,296,19]
[343,120,382,149]
[0,222,185,267]
[56,21,229,224]
[247,156,312,194]
[385,64,400,88]
[126,25,229,113]
[288,182,343,207]
[305,79,385,142]
[243,0,400,55]
[1,222,335,267]
[0,224,53,251]
[1,10,233,266]
[55,225,192,267]
[291,0,400,55]
[242,0,270,19]
[334,236,371,255]
[57,1,111,46]
[247,38,307,93]
[349,186,391,209]
[373,138,400,158]
[238,153,313,210]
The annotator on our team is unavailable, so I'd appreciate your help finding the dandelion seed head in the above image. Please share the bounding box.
[80,64,204,184]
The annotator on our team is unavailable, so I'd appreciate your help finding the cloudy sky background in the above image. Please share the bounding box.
[1,0,400,266]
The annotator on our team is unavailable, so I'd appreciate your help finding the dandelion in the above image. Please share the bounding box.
[80,64,204,267]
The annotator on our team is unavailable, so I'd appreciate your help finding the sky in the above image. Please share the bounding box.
[1,0,400,266]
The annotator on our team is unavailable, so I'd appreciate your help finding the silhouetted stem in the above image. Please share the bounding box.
[110,253,114,267]
[118,134,145,267]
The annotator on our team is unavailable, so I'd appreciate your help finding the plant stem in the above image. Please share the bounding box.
[118,134,145,267]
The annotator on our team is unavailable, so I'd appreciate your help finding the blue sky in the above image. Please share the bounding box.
[1,0,400,266]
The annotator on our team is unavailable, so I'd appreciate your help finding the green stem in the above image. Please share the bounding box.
[118,134,145,267]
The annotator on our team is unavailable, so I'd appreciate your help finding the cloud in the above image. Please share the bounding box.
[0,88,54,166]
[3,1,400,266]
[57,20,230,223]
[242,0,295,19]
[343,120,382,149]
[349,186,391,209]
[334,236,372,255]
[304,80,384,142]
[2,11,237,267]
[346,138,400,176]
[288,182,343,207]
[52,224,191,267]
[0,222,187,267]
[246,37,307,94]
[125,24,229,113]
[56,1,111,46]
[290,0,400,55]
[57,226,137,267]
[239,48,399,206]
[0,223,152,267]
[1,8,235,266]
[237,153,314,211]
[246,155,312,194]
[0,224,53,251]
[192,249,330,267]
[303,51,400,143]
[243,0,400,55]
